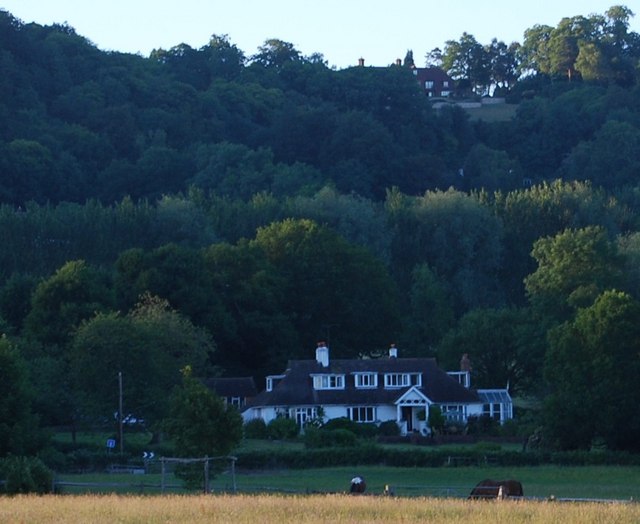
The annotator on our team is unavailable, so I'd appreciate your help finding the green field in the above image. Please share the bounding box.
[49,434,640,500]
[56,465,640,501]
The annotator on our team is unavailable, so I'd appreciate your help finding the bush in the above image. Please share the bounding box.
[244,419,269,439]
[267,417,299,440]
[304,428,358,449]
[0,456,53,494]
[378,420,400,437]
[322,417,359,433]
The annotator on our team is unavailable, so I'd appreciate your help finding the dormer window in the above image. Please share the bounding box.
[266,375,285,392]
[312,374,345,390]
[384,373,421,388]
[353,372,378,388]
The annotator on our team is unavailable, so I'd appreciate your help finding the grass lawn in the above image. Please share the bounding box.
[50,435,640,501]
[56,465,640,500]
[463,103,518,122]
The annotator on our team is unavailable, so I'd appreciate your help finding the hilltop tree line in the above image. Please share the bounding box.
[1,6,640,455]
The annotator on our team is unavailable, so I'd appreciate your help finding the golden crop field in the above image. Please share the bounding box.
[1,494,639,524]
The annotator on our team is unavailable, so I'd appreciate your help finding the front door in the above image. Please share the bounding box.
[401,406,413,432]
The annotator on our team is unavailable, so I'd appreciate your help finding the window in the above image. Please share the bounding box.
[384,373,421,388]
[440,90,450,97]
[440,404,465,422]
[266,375,285,391]
[483,403,501,420]
[312,374,345,390]
[229,396,243,407]
[291,407,317,426]
[348,406,375,423]
[443,81,449,88]
[425,81,434,89]
[354,373,378,388]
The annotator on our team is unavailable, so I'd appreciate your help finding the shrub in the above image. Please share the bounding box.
[267,417,299,440]
[244,419,269,439]
[378,420,400,437]
[322,417,359,433]
[304,428,358,449]
[0,456,53,494]
[428,406,445,433]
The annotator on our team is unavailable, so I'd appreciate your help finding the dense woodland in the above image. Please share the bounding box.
[2,5,640,455]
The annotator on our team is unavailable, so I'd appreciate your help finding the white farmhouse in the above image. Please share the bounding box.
[242,342,512,435]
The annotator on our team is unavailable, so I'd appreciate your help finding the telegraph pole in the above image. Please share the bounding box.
[118,371,124,454]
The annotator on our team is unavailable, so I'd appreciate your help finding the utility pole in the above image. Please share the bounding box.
[118,371,124,454]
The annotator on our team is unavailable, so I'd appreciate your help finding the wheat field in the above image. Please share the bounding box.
[1,494,639,524]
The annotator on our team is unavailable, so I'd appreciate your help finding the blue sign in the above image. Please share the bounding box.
[106,439,116,449]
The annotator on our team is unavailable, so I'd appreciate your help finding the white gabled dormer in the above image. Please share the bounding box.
[266,374,285,392]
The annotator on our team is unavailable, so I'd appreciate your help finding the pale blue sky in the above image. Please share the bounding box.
[1,1,637,69]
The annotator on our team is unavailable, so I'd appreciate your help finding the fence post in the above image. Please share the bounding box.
[204,456,209,494]
[161,459,166,494]
[231,457,236,494]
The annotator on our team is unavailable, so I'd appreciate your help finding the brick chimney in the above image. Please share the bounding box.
[358,57,365,67]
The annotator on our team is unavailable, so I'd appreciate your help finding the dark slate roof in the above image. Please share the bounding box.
[245,357,479,409]
[203,377,258,398]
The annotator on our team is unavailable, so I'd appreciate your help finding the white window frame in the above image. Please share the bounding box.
[384,373,421,388]
[291,407,317,426]
[266,375,285,392]
[347,406,376,423]
[353,372,378,389]
[312,374,345,390]
[425,80,434,89]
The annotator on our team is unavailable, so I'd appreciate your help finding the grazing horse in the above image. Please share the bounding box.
[350,476,366,494]
[469,479,523,499]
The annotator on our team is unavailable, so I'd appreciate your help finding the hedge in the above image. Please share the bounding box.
[234,446,640,470]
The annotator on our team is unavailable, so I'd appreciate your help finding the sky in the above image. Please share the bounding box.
[1,1,638,69]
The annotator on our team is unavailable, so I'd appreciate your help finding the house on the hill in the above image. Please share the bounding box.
[241,343,512,435]
[204,377,257,409]
[412,66,454,98]
[357,58,454,98]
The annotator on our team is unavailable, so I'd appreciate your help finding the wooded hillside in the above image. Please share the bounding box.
[1,6,640,453]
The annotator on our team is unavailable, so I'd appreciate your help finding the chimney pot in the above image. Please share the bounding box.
[389,344,398,358]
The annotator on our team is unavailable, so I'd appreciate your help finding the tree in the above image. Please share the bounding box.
[0,337,44,456]
[252,219,400,359]
[437,307,544,394]
[495,180,627,305]
[486,39,520,94]
[388,188,504,315]
[441,33,491,95]
[202,34,245,80]
[24,260,115,349]
[70,294,214,426]
[402,263,454,356]
[544,290,640,450]
[163,366,242,458]
[561,120,640,189]
[525,226,625,322]
[403,50,415,68]
[252,39,301,69]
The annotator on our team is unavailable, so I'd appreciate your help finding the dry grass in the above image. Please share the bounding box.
[1,494,639,524]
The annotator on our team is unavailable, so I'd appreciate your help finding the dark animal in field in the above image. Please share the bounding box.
[350,476,366,494]
[468,479,523,499]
